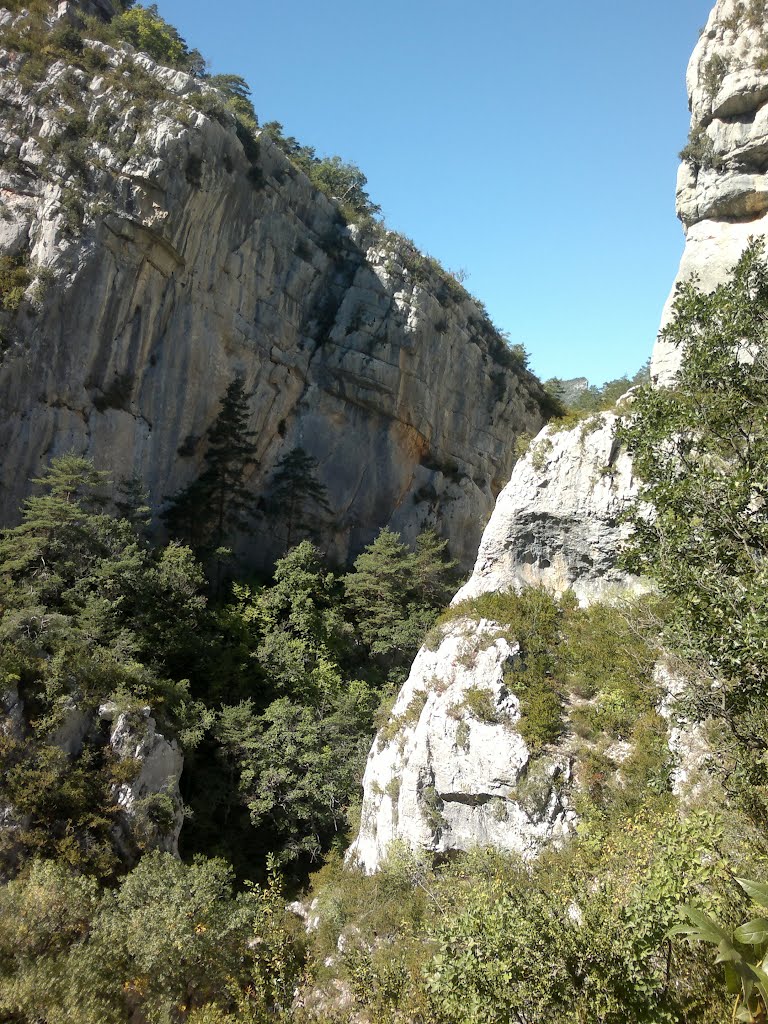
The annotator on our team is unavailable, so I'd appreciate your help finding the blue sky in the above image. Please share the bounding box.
[156,0,714,385]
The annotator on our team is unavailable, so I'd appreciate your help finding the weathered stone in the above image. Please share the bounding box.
[348,618,576,873]
[652,0,768,384]
[0,25,548,571]
[48,701,92,757]
[108,708,184,858]
[656,661,713,801]
[454,413,645,607]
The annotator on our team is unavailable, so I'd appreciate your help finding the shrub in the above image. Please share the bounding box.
[0,254,31,312]
[111,4,204,74]
[516,677,563,752]
[460,685,500,724]
[680,125,721,172]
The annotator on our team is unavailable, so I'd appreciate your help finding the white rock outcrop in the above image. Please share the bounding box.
[348,619,576,873]
[100,701,184,857]
[0,688,184,866]
[652,0,768,384]
[454,412,644,607]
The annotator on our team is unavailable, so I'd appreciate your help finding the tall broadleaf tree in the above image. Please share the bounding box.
[617,239,768,817]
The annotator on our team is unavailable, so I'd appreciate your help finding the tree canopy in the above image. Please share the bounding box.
[618,239,768,815]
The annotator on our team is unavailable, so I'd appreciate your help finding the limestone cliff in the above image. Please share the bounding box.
[453,412,644,607]
[0,6,549,569]
[348,413,646,873]
[348,618,576,873]
[652,0,768,384]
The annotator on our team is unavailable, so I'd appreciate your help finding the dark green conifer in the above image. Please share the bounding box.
[163,375,259,560]
[264,447,332,553]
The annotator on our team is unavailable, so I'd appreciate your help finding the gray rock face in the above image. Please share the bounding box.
[0,22,548,570]
[349,413,651,871]
[652,0,768,384]
[348,619,576,873]
[454,413,644,607]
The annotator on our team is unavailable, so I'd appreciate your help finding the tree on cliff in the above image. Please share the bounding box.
[618,239,768,812]
[163,375,259,575]
[263,447,332,554]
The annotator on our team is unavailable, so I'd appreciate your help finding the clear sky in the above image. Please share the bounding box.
[154,0,715,385]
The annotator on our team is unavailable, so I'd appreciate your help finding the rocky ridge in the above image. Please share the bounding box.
[0,6,550,569]
[348,619,576,873]
[652,0,768,383]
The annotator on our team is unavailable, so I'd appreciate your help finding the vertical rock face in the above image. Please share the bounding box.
[349,414,644,872]
[0,17,549,569]
[348,619,576,873]
[652,0,768,383]
[454,412,644,607]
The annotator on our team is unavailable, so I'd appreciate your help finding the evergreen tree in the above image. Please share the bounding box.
[264,447,332,553]
[163,375,259,564]
[344,527,457,673]
[114,473,151,534]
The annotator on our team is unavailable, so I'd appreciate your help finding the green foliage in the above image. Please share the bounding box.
[208,73,257,131]
[263,447,332,553]
[671,876,768,1023]
[261,122,380,221]
[0,253,31,312]
[443,588,659,765]
[111,3,205,75]
[530,435,553,469]
[163,376,258,578]
[0,454,209,873]
[184,541,378,871]
[344,527,457,675]
[513,430,532,460]
[618,240,768,819]
[0,853,304,1023]
[546,360,650,418]
[680,125,721,173]
[301,809,737,1023]
[459,685,500,724]
[308,155,380,219]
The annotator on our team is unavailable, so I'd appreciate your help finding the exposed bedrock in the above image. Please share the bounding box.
[652,0,768,383]
[0,23,548,569]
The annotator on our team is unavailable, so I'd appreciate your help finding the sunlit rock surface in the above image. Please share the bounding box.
[0,17,549,569]
[454,413,644,607]
[348,619,576,873]
[652,0,768,383]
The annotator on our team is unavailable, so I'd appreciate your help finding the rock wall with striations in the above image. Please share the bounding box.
[453,412,644,608]
[652,0,768,384]
[0,8,549,569]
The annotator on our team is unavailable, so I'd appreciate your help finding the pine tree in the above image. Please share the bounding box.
[264,447,332,553]
[163,376,259,560]
[344,527,456,671]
